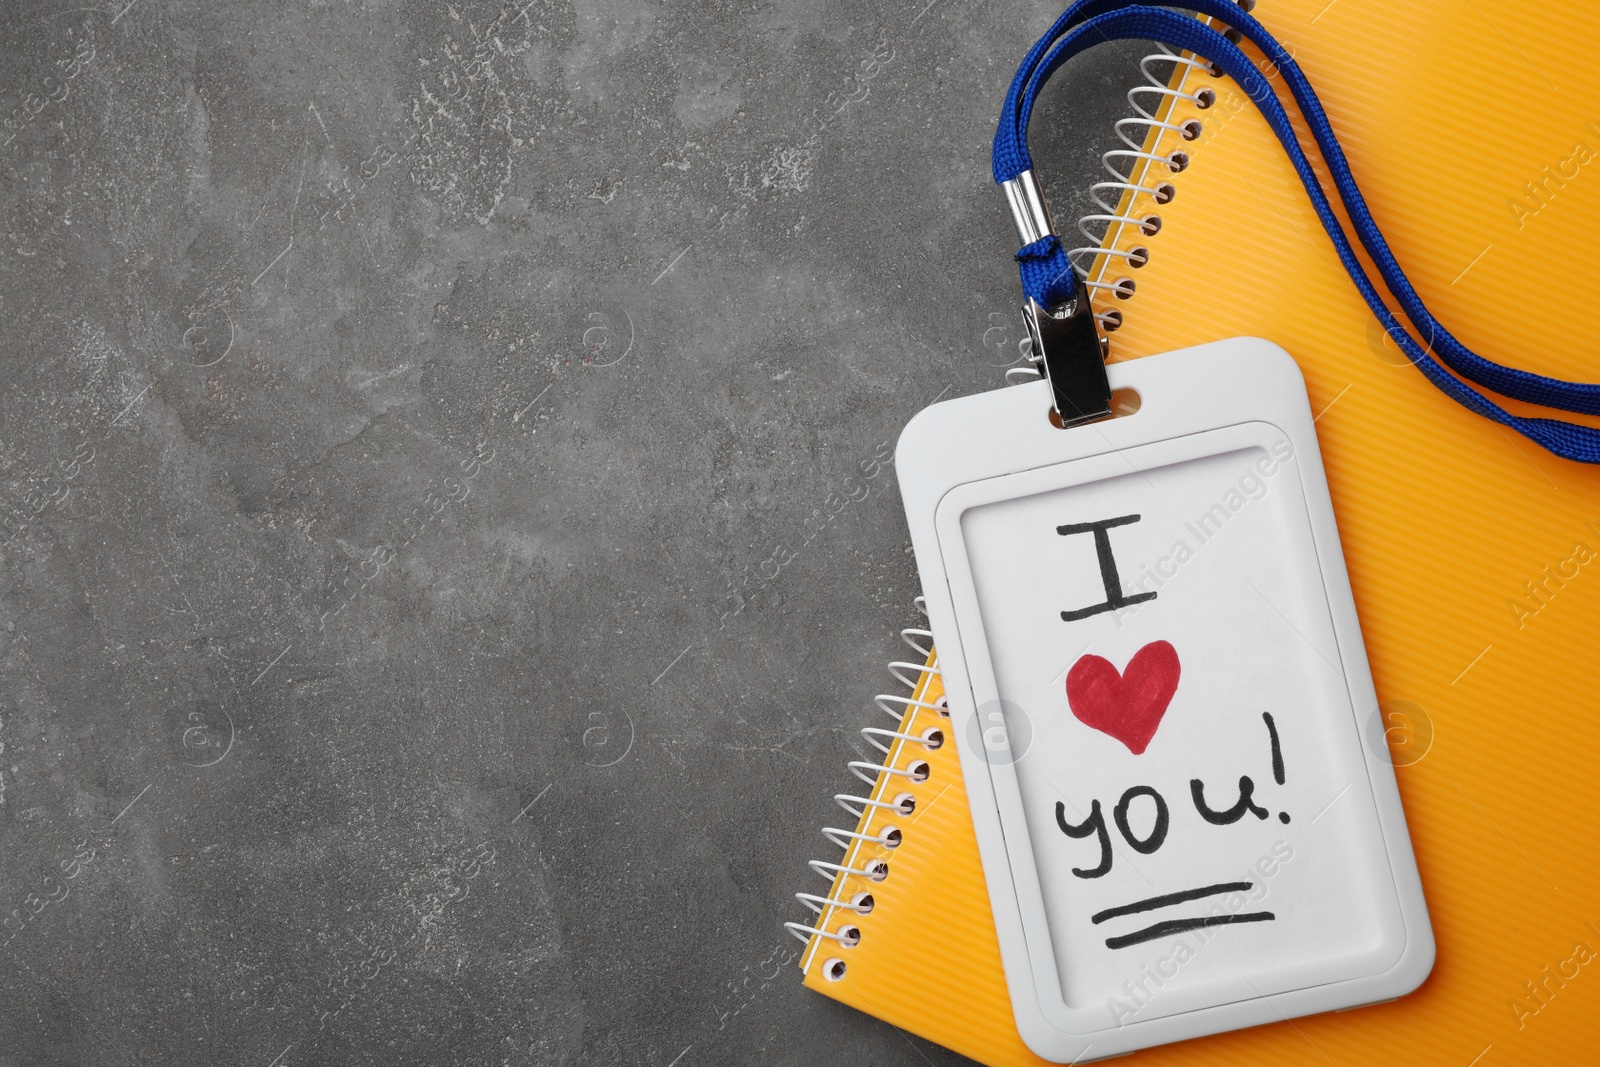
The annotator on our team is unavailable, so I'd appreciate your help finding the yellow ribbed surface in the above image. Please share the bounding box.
[802,3,1600,1062]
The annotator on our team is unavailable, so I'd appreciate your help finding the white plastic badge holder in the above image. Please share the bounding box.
[897,338,1433,1062]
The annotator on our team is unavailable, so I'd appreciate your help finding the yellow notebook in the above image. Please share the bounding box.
[791,1,1600,1063]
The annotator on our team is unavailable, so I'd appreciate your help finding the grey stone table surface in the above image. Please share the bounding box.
[0,2,1148,1063]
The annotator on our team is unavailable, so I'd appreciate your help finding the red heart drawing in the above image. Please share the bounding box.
[1065,641,1181,755]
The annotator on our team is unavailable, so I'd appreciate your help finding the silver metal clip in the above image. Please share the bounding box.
[1022,292,1111,427]
[1000,168,1111,428]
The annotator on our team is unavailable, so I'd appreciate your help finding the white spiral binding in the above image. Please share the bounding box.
[1078,0,1257,339]
[1067,42,1218,334]
[784,598,950,982]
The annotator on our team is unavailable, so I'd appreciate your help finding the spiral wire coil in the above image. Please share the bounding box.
[1070,42,1219,337]
[784,597,949,983]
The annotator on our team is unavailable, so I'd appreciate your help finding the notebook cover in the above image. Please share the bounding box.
[798,1,1600,1064]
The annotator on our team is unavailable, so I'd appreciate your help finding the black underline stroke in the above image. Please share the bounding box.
[1103,912,1276,950]
[1091,881,1255,925]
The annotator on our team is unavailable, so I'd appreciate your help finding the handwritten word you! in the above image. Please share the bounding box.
[1056,713,1292,881]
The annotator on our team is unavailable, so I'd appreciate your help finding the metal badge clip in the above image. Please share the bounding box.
[1002,170,1112,428]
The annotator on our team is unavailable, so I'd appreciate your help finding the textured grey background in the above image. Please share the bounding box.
[0,1,1147,1063]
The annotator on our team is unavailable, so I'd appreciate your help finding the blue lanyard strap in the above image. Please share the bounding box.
[995,0,1600,463]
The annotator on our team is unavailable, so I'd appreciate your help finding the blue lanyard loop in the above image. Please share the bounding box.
[997,0,1600,463]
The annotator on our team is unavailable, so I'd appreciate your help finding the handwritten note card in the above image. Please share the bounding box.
[961,439,1396,1014]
